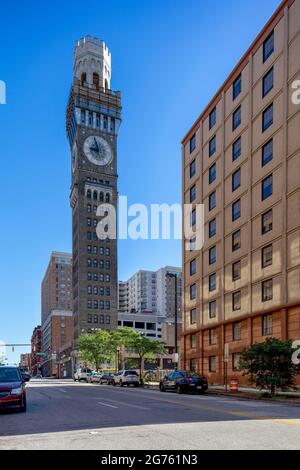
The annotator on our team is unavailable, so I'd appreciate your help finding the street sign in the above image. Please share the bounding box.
[36,352,47,357]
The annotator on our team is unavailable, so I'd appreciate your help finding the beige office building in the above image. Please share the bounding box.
[182,0,300,384]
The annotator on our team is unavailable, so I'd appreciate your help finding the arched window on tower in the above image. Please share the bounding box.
[93,191,98,201]
[87,190,91,199]
[99,192,104,202]
[81,72,87,86]
[93,73,100,90]
[105,193,110,203]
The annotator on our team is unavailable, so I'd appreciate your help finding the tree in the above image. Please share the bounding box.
[112,327,140,370]
[239,338,300,396]
[78,330,114,371]
[129,335,166,381]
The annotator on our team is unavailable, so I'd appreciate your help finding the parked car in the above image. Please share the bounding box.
[112,370,140,387]
[87,371,101,384]
[99,372,115,385]
[74,368,92,382]
[160,371,208,394]
[0,366,27,412]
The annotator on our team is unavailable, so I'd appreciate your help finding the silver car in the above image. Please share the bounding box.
[112,370,140,387]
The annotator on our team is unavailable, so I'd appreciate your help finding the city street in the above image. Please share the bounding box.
[0,379,300,450]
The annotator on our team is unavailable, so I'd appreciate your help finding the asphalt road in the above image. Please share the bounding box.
[0,379,300,450]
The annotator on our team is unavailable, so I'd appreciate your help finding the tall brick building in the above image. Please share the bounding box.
[181,0,300,384]
[66,36,121,352]
[31,325,42,376]
[41,252,73,377]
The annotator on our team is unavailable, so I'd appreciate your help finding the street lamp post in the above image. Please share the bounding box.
[166,272,178,370]
[116,346,120,373]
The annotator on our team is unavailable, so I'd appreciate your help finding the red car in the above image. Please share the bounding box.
[0,366,27,412]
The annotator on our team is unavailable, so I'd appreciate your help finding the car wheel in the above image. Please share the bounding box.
[74,378,77,382]
[176,384,183,394]
[159,383,165,392]
[112,381,116,386]
[197,389,206,395]
[120,381,124,387]
[134,383,139,387]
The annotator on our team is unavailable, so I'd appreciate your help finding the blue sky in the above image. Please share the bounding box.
[0,0,280,363]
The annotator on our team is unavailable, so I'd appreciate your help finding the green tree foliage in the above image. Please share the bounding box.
[239,338,300,396]
[78,330,114,371]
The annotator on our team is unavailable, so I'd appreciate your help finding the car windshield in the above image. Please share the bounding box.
[125,371,138,376]
[0,368,21,382]
[183,371,202,378]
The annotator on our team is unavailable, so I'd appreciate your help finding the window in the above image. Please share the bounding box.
[209,135,216,157]
[87,300,92,309]
[209,273,216,292]
[262,279,273,302]
[190,236,196,251]
[190,185,196,203]
[209,300,217,318]
[105,301,111,310]
[209,246,216,265]
[190,134,196,153]
[190,308,197,324]
[232,230,241,251]
[209,163,216,184]
[262,244,273,268]
[87,189,91,199]
[105,315,111,324]
[190,359,197,372]
[233,322,242,341]
[190,284,196,300]
[87,204,92,213]
[191,208,196,226]
[209,107,216,129]
[209,329,217,346]
[263,31,274,63]
[209,218,216,238]
[87,285,92,295]
[262,139,273,166]
[232,353,241,371]
[262,104,273,132]
[191,334,197,349]
[209,191,216,211]
[209,356,216,373]
[232,260,241,281]
[190,259,196,276]
[263,67,274,97]
[232,291,241,311]
[262,314,273,336]
[87,313,92,323]
[232,199,241,221]
[232,137,241,161]
[190,159,196,178]
[262,174,273,200]
[262,209,273,234]
[93,300,98,309]
[233,106,241,131]
[232,168,241,191]
[233,74,242,100]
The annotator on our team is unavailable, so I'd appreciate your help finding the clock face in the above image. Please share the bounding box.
[83,135,112,166]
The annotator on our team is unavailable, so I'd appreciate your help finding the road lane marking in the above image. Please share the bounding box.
[98,401,118,409]
[97,398,149,410]
[102,388,300,426]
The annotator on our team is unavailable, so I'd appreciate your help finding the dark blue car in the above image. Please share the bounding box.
[160,371,208,394]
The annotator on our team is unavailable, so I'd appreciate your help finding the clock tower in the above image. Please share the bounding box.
[66,36,121,345]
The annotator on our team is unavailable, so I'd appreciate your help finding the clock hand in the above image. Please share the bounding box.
[93,137,99,152]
